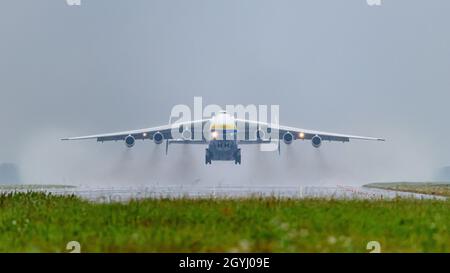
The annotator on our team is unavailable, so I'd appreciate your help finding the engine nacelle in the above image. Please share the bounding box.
[312,135,322,148]
[153,132,164,144]
[256,129,266,140]
[283,132,294,144]
[125,135,135,148]
[182,129,192,140]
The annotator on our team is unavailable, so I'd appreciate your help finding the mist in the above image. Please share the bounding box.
[16,126,435,187]
[2,0,450,187]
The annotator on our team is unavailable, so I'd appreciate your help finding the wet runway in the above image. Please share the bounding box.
[6,184,445,202]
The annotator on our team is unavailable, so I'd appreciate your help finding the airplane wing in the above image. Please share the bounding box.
[62,118,384,144]
[234,119,385,143]
[61,119,208,143]
[277,125,385,142]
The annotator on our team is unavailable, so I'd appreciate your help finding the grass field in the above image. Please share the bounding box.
[1,192,450,253]
[0,184,75,190]
[364,182,450,197]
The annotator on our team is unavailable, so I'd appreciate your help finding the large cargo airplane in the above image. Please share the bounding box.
[62,111,385,165]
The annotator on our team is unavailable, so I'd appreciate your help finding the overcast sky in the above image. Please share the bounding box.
[1,0,449,185]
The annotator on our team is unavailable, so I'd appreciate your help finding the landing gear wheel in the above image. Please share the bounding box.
[234,149,241,165]
[205,149,212,165]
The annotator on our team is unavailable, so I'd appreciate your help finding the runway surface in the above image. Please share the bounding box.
[3,185,445,202]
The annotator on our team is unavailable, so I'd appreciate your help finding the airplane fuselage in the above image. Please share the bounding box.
[205,112,242,164]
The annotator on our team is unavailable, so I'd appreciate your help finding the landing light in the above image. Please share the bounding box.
[143,132,147,137]
[211,131,219,139]
[299,132,305,139]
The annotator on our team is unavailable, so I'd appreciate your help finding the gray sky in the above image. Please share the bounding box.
[1,0,450,185]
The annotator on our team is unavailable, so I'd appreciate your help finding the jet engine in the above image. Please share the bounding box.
[312,135,322,148]
[153,132,164,144]
[256,129,266,140]
[125,135,135,148]
[283,132,294,144]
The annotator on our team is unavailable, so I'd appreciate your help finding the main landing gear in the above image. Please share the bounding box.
[205,148,241,165]
[205,148,212,165]
[234,149,241,165]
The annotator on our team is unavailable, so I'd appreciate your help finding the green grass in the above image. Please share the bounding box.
[0,184,75,190]
[364,182,450,197]
[1,192,450,253]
